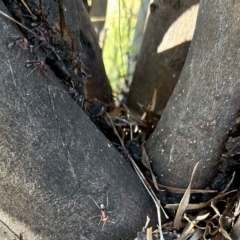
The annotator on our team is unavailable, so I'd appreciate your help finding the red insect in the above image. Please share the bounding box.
[7,37,28,50]
[90,193,115,230]
[25,60,46,69]
[25,60,47,77]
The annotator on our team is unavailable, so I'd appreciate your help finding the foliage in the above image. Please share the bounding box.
[102,0,141,94]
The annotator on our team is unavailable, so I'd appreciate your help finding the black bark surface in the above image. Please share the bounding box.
[147,1,240,189]
[3,0,112,103]
[0,2,155,239]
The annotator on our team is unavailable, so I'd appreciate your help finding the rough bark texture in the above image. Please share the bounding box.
[0,3,155,239]
[146,1,240,189]
[126,0,199,115]
[6,0,112,103]
[58,0,112,103]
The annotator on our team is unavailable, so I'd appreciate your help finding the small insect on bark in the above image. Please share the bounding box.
[25,59,47,77]
[7,37,28,50]
[90,192,115,230]
[71,52,85,66]
[81,71,92,84]
[68,86,84,107]
[25,60,46,69]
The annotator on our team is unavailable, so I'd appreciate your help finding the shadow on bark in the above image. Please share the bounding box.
[127,41,191,115]
[126,0,199,115]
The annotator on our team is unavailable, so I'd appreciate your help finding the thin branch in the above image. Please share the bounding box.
[220,171,235,194]
[0,10,36,35]
[20,0,37,20]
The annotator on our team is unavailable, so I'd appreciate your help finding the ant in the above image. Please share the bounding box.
[30,22,50,37]
[68,85,84,107]
[27,21,56,53]
[25,59,47,77]
[81,71,91,84]
[71,52,85,66]
[25,59,46,69]
[7,37,28,50]
[90,192,115,230]
[70,52,91,83]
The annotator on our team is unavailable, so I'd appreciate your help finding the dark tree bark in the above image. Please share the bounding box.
[0,2,155,239]
[58,0,112,102]
[146,1,240,189]
[126,0,199,115]
[54,0,112,103]
[5,0,112,103]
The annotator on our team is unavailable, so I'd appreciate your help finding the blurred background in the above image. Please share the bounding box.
[87,0,150,100]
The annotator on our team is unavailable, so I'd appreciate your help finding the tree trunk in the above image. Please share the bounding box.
[146,1,240,189]
[3,0,112,103]
[126,0,199,115]
[0,2,155,239]
[59,0,112,103]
